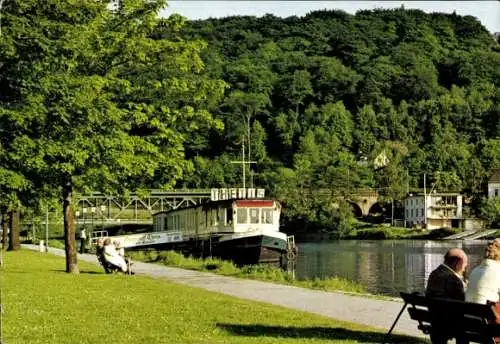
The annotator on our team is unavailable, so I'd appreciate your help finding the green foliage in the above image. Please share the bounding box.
[0,0,226,269]
[47,239,65,249]
[479,197,500,227]
[174,9,499,232]
[295,277,366,294]
[2,5,499,234]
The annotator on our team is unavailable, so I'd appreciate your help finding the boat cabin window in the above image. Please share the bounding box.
[237,208,247,224]
[226,208,233,224]
[261,208,273,224]
[250,208,259,224]
[212,209,218,226]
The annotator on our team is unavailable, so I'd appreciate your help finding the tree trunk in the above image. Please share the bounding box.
[63,182,79,273]
[8,210,21,251]
[1,211,7,250]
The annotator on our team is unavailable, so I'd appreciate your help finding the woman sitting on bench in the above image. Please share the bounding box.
[103,238,129,273]
[466,239,500,305]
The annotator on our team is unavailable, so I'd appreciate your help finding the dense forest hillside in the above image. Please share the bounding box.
[2,3,498,237]
[159,9,500,233]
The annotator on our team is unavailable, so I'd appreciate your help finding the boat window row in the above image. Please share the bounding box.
[158,206,275,233]
[236,208,273,225]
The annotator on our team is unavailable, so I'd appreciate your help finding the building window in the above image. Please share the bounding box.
[411,209,413,217]
[237,208,247,224]
[406,209,409,218]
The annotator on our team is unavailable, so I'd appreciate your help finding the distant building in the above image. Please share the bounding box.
[487,169,500,199]
[494,32,500,43]
[373,150,389,169]
[405,193,463,230]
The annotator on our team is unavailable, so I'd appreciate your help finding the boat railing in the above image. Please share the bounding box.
[286,235,297,261]
[90,230,109,244]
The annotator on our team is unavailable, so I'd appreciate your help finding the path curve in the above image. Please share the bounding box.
[23,245,423,339]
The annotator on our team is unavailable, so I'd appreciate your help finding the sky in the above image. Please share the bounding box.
[160,1,500,33]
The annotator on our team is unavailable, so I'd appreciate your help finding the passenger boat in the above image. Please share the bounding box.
[151,189,291,266]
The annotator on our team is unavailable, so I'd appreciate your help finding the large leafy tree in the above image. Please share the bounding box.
[0,0,225,272]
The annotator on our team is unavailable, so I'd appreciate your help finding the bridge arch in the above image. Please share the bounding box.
[347,189,380,217]
[348,202,363,218]
[368,202,384,216]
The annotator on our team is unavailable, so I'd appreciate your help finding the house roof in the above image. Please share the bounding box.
[489,169,500,183]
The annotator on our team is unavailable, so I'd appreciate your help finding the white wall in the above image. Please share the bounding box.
[405,196,425,225]
[405,194,463,229]
[488,183,500,199]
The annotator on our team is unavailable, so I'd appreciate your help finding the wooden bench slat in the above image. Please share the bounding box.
[400,292,428,306]
[430,298,496,320]
[407,307,431,323]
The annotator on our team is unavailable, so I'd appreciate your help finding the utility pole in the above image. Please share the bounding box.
[406,169,409,194]
[424,173,427,228]
[391,199,394,227]
[231,139,256,189]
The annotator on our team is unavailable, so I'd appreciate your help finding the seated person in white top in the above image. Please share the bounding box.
[113,240,125,257]
[103,238,128,273]
[466,239,500,304]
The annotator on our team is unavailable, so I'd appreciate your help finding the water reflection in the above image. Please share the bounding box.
[295,240,487,297]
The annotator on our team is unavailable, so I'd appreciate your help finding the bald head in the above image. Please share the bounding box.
[444,248,468,275]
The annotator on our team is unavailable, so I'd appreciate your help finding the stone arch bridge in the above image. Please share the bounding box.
[308,189,381,217]
[345,189,381,217]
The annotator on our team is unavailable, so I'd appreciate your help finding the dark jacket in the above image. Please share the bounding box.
[426,264,465,301]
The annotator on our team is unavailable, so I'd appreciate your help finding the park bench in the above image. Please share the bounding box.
[94,244,133,275]
[385,292,500,344]
[97,253,133,275]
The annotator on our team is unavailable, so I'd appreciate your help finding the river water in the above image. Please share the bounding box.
[295,240,489,297]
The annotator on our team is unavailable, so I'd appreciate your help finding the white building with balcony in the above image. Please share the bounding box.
[405,192,463,230]
[488,169,500,199]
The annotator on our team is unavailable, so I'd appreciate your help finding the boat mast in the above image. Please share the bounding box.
[242,141,245,189]
[231,138,256,190]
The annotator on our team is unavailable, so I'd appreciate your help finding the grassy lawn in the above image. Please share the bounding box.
[2,250,427,344]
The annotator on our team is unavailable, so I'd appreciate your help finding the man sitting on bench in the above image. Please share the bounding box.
[426,247,469,344]
[426,248,468,300]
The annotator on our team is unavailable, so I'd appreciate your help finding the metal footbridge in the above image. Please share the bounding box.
[75,188,266,226]
[75,189,212,225]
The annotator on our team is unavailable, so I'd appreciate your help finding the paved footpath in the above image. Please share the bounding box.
[25,245,423,339]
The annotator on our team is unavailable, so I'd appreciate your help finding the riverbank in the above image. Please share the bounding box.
[18,246,426,342]
[295,226,470,241]
[127,249,368,294]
